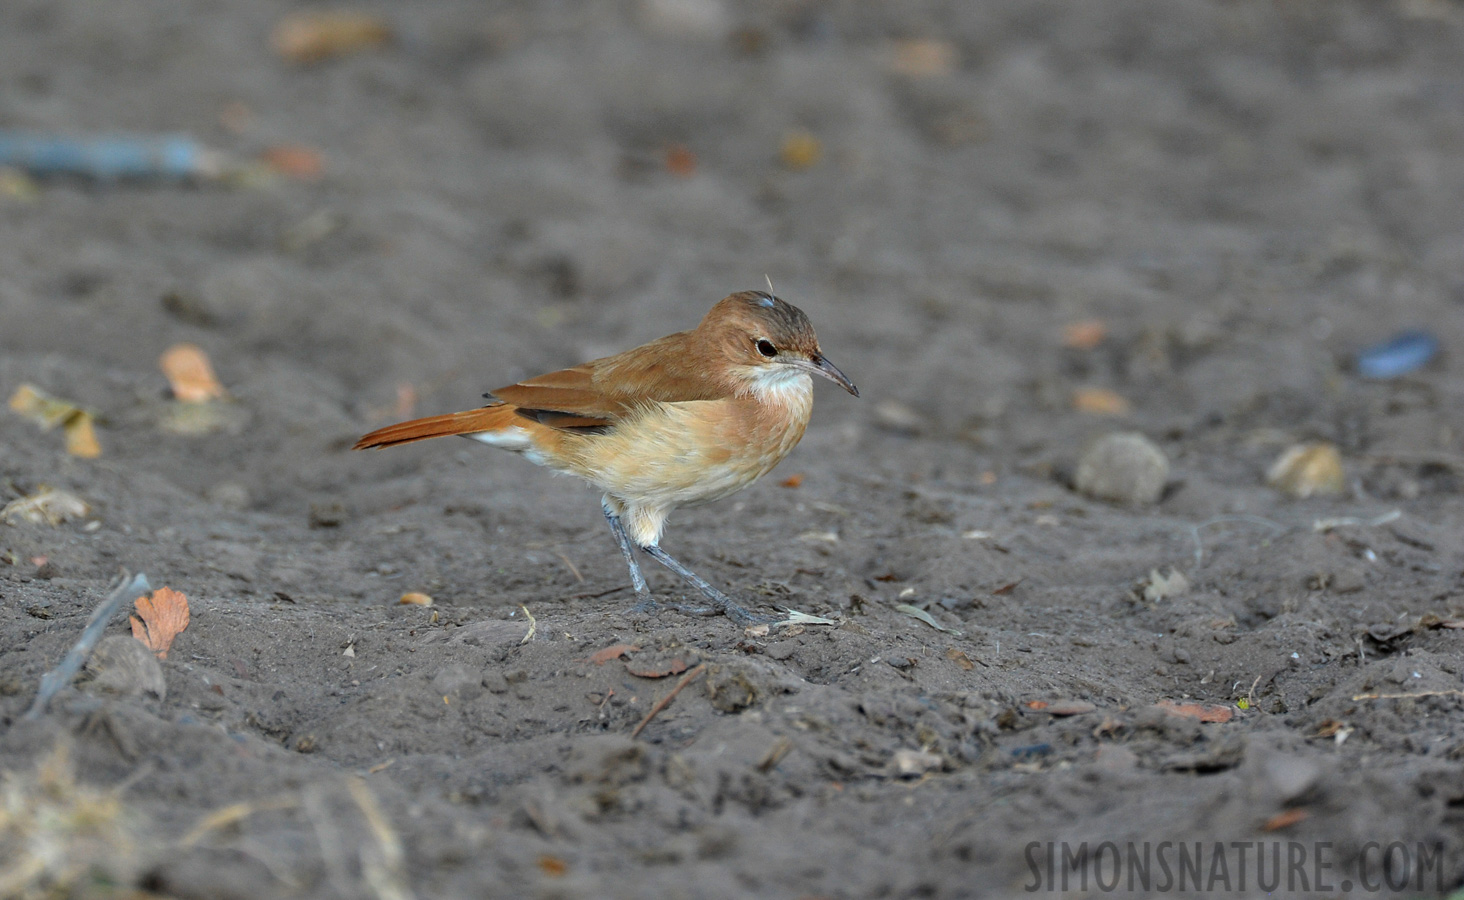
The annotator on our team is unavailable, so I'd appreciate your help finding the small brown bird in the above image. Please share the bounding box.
[353,290,858,624]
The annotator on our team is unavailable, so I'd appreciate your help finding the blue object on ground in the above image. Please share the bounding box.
[1356,330,1439,379]
[0,131,210,180]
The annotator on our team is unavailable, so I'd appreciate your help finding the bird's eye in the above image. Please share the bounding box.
[755,339,777,358]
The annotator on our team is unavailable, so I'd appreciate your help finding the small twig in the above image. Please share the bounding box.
[518,605,536,644]
[24,571,151,720]
[347,777,414,900]
[179,795,301,847]
[1352,689,1464,702]
[1245,674,1263,709]
[631,664,707,738]
[1188,516,1287,567]
[1365,452,1464,476]
[562,585,630,602]
[551,548,584,583]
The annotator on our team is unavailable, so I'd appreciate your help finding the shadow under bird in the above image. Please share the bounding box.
[353,290,858,625]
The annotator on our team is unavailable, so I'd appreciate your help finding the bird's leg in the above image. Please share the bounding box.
[602,503,651,610]
[640,544,772,627]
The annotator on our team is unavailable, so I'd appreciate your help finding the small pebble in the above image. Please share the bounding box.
[891,748,942,778]
[1267,442,1344,498]
[1074,432,1169,505]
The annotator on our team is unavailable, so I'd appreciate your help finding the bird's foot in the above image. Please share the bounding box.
[631,595,775,627]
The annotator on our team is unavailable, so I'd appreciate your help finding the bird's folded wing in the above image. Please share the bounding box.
[489,332,728,432]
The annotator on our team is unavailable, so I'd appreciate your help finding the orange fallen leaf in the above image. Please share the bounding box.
[537,855,568,877]
[780,473,805,488]
[398,592,433,606]
[626,658,689,679]
[271,11,392,64]
[130,587,191,659]
[1072,387,1130,416]
[1156,699,1233,723]
[664,143,697,177]
[1062,319,1107,349]
[589,643,640,665]
[159,344,226,403]
[260,145,325,180]
[1262,808,1308,831]
[946,647,974,670]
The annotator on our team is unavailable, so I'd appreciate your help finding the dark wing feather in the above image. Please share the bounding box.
[487,332,728,433]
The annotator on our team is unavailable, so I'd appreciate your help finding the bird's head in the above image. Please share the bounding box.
[698,290,859,399]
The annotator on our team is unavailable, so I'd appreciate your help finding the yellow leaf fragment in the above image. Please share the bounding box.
[159,343,227,403]
[9,383,99,455]
[271,11,392,64]
[64,413,101,458]
[130,587,191,659]
[779,130,823,170]
[1267,442,1344,499]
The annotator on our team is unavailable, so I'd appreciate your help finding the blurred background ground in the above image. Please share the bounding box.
[3,1,1464,897]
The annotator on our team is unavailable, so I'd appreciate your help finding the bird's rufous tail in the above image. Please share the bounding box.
[353,404,520,450]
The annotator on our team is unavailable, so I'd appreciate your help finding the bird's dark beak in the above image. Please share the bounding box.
[794,353,859,397]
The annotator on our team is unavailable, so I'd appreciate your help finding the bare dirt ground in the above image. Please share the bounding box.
[4,1,1464,897]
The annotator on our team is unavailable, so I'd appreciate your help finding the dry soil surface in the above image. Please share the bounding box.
[3,2,1464,898]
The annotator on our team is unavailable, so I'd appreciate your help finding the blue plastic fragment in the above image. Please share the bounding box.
[0,131,208,180]
[1356,330,1439,380]
[1011,743,1053,760]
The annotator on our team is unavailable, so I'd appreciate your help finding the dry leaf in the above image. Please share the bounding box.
[1,488,90,526]
[887,38,957,77]
[1261,808,1308,831]
[1072,387,1131,416]
[780,473,805,488]
[10,384,81,429]
[1313,719,1345,738]
[1267,442,1344,499]
[626,658,689,679]
[779,130,822,170]
[537,855,568,877]
[895,603,964,636]
[160,344,226,403]
[260,145,325,180]
[887,39,952,77]
[946,647,974,670]
[130,587,191,659]
[1062,319,1108,349]
[1156,699,1233,723]
[10,384,101,457]
[664,143,697,177]
[398,592,432,606]
[64,413,101,458]
[271,11,391,64]
[589,643,640,665]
